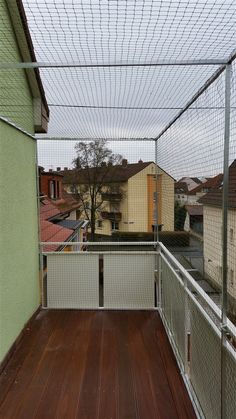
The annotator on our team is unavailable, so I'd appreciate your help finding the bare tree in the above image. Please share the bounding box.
[72,139,123,240]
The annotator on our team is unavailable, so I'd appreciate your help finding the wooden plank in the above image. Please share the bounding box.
[54,311,93,418]
[156,316,196,419]
[129,311,178,419]
[0,310,63,418]
[97,312,118,419]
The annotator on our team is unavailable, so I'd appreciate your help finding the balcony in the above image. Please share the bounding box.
[101,192,122,202]
[0,242,235,419]
[101,211,122,221]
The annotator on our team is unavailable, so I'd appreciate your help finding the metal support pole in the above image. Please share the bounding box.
[154,140,159,245]
[35,141,43,305]
[0,59,228,70]
[221,63,232,419]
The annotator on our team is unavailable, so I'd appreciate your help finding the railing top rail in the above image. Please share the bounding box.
[43,251,157,255]
[40,241,159,246]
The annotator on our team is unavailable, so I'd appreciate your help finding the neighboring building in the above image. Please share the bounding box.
[0,0,49,362]
[39,169,88,250]
[40,198,88,252]
[39,168,82,220]
[175,181,195,206]
[178,176,203,191]
[62,160,174,236]
[199,160,236,316]
[187,174,223,203]
[39,168,63,200]
[175,174,223,206]
[184,205,203,236]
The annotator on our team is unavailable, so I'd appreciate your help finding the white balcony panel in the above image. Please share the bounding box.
[161,256,186,363]
[189,299,221,419]
[47,254,99,308]
[225,344,236,418]
[103,254,155,309]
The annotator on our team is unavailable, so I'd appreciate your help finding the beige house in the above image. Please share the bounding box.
[199,160,236,315]
[62,160,174,236]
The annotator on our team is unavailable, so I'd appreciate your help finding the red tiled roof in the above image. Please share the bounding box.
[53,190,81,214]
[40,220,73,252]
[40,198,76,252]
[199,160,236,208]
[40,198,61,221]
[61,161,154,184]
[188,174,223,195]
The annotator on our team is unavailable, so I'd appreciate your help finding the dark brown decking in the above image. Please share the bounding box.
[0,310,196,419]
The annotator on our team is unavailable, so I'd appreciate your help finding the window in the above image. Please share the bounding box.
[111,221,119,230]
[230,228,234,245]
[153,191,157,202]
[49,180,56,199]
[56,181,60,198]
[97,220,103,228]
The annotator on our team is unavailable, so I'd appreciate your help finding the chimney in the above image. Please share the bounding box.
[64,167,68,171]
[138,159,143,164]
[122,159,128,167]
[49,169,53,172]
[57,167,61,171]
[108,161,113,167]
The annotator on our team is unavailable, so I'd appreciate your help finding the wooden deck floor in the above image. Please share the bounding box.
[0,310,196,419]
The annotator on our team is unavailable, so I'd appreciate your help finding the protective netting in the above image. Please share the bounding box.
[157,62,236,180]
[0,0,235,138]
[18,0,236,63]
[36,66,220,138]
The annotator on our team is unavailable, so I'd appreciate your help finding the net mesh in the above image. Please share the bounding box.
[0,0,235,138]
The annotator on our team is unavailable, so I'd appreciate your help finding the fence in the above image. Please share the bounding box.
[159,242,236,419]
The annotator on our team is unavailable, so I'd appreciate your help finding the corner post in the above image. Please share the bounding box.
[221,63,232,418]
[154,139,159,245]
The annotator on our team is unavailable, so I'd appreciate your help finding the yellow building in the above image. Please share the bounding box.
[62,160,174,236]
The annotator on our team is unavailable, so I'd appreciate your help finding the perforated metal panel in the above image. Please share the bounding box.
[225,345,236,419]
[161,256,186,363]
[189,299,221,419]
[46,253,99,308]
[103,254,155,309]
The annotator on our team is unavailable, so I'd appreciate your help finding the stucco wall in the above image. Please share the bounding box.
[204,205,236,300]
[127,164,153,232]
[128,163,174,232]
[0,0,34,133]
[0,121,39,362]
[161,168,174,231]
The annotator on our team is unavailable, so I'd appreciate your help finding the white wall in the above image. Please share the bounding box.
[204,206,236,300]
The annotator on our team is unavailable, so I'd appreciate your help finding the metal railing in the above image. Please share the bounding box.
[40,240,236,418]
[159,242,236,419]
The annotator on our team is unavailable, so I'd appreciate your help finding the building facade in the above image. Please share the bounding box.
[63,160,174,236]
[200,161,236,316]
